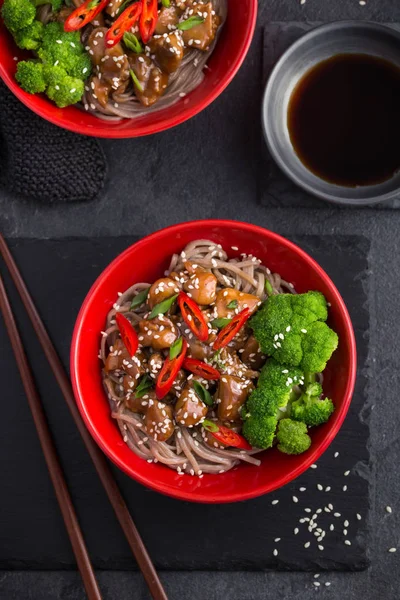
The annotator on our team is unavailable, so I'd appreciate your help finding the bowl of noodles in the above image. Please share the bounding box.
[0,0,257,137]
[71,220,356,503]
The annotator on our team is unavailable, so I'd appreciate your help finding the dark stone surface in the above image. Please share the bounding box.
[1,0,400,598]
[0,236,369,572]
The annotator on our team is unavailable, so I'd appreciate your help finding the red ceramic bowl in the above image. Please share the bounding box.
[0,1,257,138]
[71,220,356,503]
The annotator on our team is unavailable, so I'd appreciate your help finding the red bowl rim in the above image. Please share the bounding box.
[70,219,357,502]
[0,2,257,138]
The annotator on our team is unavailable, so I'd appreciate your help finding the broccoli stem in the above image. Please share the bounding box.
[304,372,316,386]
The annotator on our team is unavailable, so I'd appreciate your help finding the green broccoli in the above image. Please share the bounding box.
[13,20,43,50]
[15,60,46,93]
[1,0,36,33]
[291,381,334,427]
[250,291,338,373]
[276,418,311,455]
[242,414,278,450]
[242,359,303,449]
[33,0,63,11]
[46,73,84,107]
[38,22,91,81]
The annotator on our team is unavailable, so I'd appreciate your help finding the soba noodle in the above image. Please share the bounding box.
[101,240,297,476]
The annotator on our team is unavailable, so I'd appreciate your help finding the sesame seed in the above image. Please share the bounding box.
[334,512,341,518]
[274,537,281,542]
[273,549,278,556]
[386,506,393,513]
[325,582,331,587]
[317,484,323,491]
[356,513,362,521]
[388,548,397,553]
[330,524,335,531]
[344,540,351,546]
[344,520,349,527]
[304,508,312,513]
[343,485,348,491]
[271,499,279,505]
[301,328,307,333]
[325,486,331,492]
[318,545,324,551]
[311,464,317,469]
[344,470,350,476]
[314,582,320,587]
[304,542,310,548]
[300,487,306,492]
[334,451,339,458]
[292,496,298,503]
[294,528,299,535]
[314,574,320,579]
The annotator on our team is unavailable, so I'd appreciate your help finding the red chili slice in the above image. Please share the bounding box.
[139,0,158,43]
[178,292,209,342]
[155,339,188,399]
[115,313,139,357]
[183,358,220,380]
[204,421,252,450]
[213,308,251,350]
[64,0,109,32]
[105,1,142,48]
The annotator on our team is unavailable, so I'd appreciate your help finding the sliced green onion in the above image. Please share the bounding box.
[169,337,183,360]
[212,349,225,369]
[135,374,153,398]
[226,300,238,309]
[87,0,100,8]
[177,16,204,31]
[148,293,178,319]
[130,69,143,93]
[202,419,219,433]
[130,287,150,309]
[265,280,274,296]
[116,0,133,16]
[161,0,170,6]
[193,380,213,406]
[211,317,232,329]
[123,32,143,54]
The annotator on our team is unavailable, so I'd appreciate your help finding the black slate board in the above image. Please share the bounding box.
[259,22,400,210]
[0,235,370,571]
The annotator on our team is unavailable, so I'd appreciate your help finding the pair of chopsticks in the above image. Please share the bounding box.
[0,234,168,600]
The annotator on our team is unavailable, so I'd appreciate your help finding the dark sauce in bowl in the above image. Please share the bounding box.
[288,53,400,187]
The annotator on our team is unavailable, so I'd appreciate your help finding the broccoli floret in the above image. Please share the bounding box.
[15,60,46,93]
[38,22,91,81]
[1,0,36,33]
[242,359,303,448]
[250,291,338,373]
[276,418,311,455]
[291,382,334,427]
[33,0,63,10]
[13,19,43,50]
[242,414,278,449]
[46,73,84,107]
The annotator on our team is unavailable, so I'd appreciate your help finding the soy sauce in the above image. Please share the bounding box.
[287,54,400,187]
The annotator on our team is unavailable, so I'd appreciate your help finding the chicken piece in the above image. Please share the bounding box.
[149,31,184,74]
[148,352,164,378]
[145,398,174,441]
[148,277,180,309]
[104,338,146,379]
[216,375,253,422]
[128,53,169,107]
[87,28,130,92]
[138,315,178,350]
[181,2,220,51]
[174,384,208,427]
[89,75,110,108]
[123,374,139,395]
[105,0,124,18]
[240,335,265,370]
[218,348,259,380]
[183,271,217,305]
[155,4,180,34]
[215,288,261,319]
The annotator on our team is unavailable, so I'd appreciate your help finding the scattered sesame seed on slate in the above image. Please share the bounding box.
[344,470,350,476]
[273,549,278,556]
[343,485,348,492]
[311,464,318,469]
[293,496,299,503]
[344,520,349,527]
[300,487,307,492]
[344,540,352,546]
[330,524,335,531]
[304,542,311,548]
[314,582,320,587]
[325,582,331,587]
[272,499,279,505]
[389,548,397,553]
[356,513,362,520]
[294,528,299,535]
[325,486,331,492]
[318,545,324,551]
[274,537,281,542]
[314,574,320,578]
[317,484,323,491]
[334,451,339,458]
[386,506,393,514]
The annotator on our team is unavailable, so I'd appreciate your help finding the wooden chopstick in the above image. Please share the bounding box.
[0,234,168,600]
[0,274,103,600]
